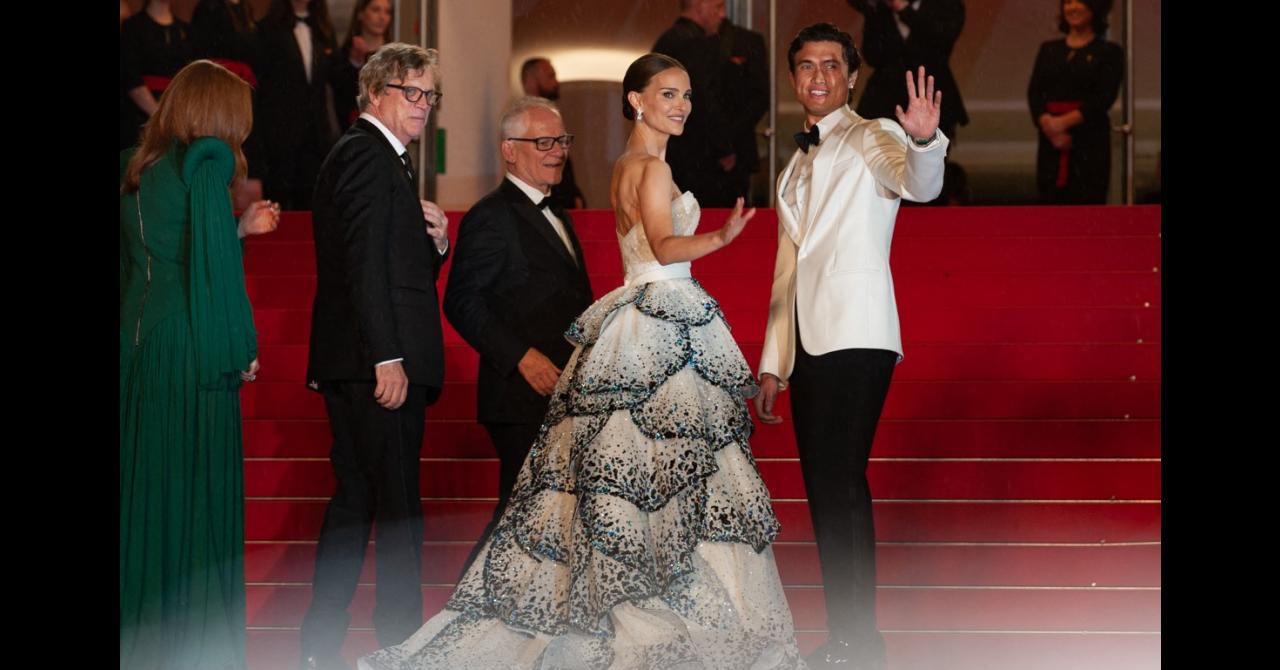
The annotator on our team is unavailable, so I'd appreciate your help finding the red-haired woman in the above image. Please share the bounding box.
[120,59,278,670]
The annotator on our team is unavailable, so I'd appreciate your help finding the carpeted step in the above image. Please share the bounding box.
[244,417,1160,460]
[243,540,1158,589]
[245,500,1160,545]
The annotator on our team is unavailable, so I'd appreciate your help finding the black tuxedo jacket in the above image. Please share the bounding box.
[443,178,593,424]
[716,22,769,175]
[254,12,335,151]
[653,18,735,189]
[307,118,447,401]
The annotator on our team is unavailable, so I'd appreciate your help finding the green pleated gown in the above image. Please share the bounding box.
[120,137,257,670]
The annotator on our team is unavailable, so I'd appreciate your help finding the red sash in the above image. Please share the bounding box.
[141,75,172,95]
[141,58,257,97]
[210,58,258,88]
[1046,100,1082,188]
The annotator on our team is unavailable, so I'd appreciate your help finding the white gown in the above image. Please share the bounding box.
[359,192,806,670]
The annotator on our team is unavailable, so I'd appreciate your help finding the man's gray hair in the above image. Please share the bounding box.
[499,96,562,142]
[357,42,441,111]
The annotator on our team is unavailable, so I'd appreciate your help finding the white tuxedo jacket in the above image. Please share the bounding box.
[759,107,948,384]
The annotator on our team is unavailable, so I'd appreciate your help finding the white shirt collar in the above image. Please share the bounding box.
[506,173,550,207]
[359,112,407,156]
[807,107,847,139]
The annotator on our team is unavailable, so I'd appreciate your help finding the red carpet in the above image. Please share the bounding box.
[241,205,1160,669]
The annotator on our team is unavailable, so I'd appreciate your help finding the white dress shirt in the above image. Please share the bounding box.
[894,0,924,40]
[505,173,577,263]
[293,11,313,83]
[782,109,847,226]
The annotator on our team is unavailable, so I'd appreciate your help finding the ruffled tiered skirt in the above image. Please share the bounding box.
[360,278,805,670]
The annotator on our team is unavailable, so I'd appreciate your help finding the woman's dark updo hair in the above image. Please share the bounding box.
[621,53,686,121]
[1058,0,1112,36]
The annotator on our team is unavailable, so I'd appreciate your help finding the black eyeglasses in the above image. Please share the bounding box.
[505,135,575,151]
[385,84,442,105]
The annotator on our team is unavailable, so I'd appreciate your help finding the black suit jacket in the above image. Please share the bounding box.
[443,178,593,424]
[307,118,447,401]
[254,12,336,152]
[716,22,769,175]
[849,0,969,134]
[653,18,735,194]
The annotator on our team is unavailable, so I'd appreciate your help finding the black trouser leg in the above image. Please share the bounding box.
[370,387,428,647]
[790,336,897,664]
[300,383,427,658]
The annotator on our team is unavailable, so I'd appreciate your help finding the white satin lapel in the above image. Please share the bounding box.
[806,108,855,230]
[776,150,803,245]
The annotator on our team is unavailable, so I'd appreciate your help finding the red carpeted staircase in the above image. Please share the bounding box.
[241,205,1161,669]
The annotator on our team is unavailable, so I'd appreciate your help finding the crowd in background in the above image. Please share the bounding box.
[122,0,1133,209]
[120,2,1145,668]
[121,0,397,210]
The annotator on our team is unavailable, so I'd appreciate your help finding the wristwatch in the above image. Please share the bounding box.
[910,131,937,147]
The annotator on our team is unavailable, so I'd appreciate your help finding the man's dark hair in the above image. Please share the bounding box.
[787,22,861,73]
[520,57,549,83]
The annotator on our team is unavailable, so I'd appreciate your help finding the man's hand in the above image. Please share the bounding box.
[421,199,450,252]
[518,348,562,396]
[753,373,784,424]
[374,361,409,409]
[894,66,942,142]
[1049,132,1072,150]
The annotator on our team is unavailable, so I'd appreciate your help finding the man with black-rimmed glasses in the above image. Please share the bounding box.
[300,42,450,670]
[443,96,593,576]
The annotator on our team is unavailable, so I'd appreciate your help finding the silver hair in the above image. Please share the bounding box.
[499,96,562,142]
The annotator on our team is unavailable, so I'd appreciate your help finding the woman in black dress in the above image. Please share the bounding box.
[1027,0,1124,204]
[190,0,268,207]
[190,0,260,85]
[331,0,395,132]
[119,0,197,150]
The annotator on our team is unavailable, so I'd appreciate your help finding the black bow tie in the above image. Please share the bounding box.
[535,196,552,210]
[794,125,820,153]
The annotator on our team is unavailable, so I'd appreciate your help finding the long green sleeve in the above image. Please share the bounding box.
[183,137,257,390]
